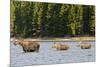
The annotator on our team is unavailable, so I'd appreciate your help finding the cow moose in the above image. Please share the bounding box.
[52,42,69,50]
[14,39,40,52]
[77,41,91,49]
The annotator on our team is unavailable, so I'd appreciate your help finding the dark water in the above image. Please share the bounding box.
[10,40,95,67]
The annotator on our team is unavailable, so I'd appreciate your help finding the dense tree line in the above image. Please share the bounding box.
[10,0,95,38]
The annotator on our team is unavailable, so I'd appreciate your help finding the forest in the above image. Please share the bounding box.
[10,0,95,38]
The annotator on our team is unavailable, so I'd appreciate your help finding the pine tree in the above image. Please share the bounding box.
[11,1,95,38]
[59,4,70,36]
[82,5,95,36]
[37,3,48,37]
[21,2,33,37]
[10,0,15,33]
[88,6,95,35]
[13,1,23,37]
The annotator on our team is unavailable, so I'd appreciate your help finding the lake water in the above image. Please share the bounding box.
[10,40,95,67]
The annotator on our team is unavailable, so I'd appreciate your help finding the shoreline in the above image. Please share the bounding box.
[10,36,95,42]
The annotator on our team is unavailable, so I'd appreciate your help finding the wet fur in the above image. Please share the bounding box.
[14,39,40,52]
[52,43,69,50]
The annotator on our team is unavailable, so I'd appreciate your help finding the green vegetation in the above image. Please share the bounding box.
[10,0,95,38]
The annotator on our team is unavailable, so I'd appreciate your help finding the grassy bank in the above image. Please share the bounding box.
[11,36,95,41]
[38,36,95,41]
[68,36,95,41]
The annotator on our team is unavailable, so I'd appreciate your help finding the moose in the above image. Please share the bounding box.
[13,39,40,52]
[77,41,91,49]
[52,42,69,50]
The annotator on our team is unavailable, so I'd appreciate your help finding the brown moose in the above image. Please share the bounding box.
[14,39,40,52]
[52,42,69,50]
[77,41,91,49]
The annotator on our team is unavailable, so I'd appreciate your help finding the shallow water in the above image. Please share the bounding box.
[10,40,95,67]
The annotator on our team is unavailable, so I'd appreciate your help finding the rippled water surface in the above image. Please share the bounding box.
[11,40,95,67]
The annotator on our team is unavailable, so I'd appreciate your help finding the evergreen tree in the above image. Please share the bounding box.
[37,3,48,37]
[10,1,95,38]
[59,4,69,36]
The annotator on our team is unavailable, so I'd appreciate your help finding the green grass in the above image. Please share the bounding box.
[11,36,95,41]
[33,36,95,41]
